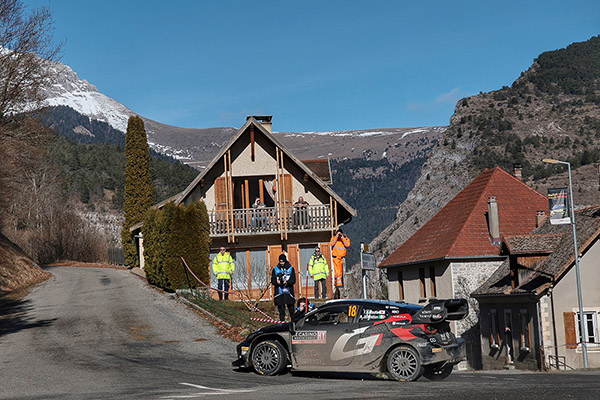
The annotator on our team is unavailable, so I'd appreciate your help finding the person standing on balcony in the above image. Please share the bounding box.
[293,196,310,228]
[212,247,235,300]
[251,197,266,230]
[308,246,329,299]
[329,229,350,298]
[271,253,296,321]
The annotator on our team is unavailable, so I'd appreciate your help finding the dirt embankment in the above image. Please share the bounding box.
[0,233,51,293]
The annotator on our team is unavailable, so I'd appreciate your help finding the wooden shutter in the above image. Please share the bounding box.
[283,174,293,206]
[214,177,227,210]
[564,312,578,349]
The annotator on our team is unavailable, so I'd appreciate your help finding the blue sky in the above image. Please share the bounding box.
[28,0,600,132]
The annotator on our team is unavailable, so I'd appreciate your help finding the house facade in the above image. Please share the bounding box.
[136,116,356,300]
[473,206,600,370]
[378,166,548,368]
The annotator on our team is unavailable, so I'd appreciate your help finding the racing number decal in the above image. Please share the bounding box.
[348,305,357,318]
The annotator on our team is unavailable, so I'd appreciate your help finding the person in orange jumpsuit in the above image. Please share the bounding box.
[329,228,350,292]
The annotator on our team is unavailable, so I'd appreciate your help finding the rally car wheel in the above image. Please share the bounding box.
[423,364,453,381]
[386,346,423,382]
[251,340,287,376]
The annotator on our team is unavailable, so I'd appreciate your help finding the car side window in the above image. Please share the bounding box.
[358,306,388,322]
[305,306,353,325]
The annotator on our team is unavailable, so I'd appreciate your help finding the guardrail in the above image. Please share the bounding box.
[208,204,331,236]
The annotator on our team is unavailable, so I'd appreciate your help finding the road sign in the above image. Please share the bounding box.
[361,252,376,271]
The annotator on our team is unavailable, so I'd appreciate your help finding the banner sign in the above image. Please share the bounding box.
[548,188,571,225]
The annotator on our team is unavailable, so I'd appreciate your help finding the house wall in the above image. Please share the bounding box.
[186,130,331,210]
[478,299,541,370]
[385,260,451,303]
[549,239,600,369]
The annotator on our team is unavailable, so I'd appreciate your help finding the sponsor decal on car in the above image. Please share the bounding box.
[330,327,383,361]
[292,331,327,344]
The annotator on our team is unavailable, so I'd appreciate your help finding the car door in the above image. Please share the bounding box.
[354,304,391,369]
[292,304,359,368]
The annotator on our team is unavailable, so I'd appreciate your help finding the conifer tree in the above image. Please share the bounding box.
[121,116,153,267]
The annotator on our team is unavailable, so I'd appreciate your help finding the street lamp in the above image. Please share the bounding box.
[542,158,588,368]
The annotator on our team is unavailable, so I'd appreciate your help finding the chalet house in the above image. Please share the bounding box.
[378,166,548,368]
[134,116,356,300]
[472,205,600,371]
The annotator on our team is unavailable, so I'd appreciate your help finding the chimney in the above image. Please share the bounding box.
[247,115,272,133]
[536,210,546,228]
[512,163,522,181]
[488,196,501,244]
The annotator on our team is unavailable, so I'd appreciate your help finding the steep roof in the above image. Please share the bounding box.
[473,205,600,297]
[175,117,356,216]
[380,167,548,268]
[503,234,564,254]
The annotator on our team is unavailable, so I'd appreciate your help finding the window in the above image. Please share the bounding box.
[519,310,531,350]
[577,312,599,345]
[429,266,437,298]
[490,309,500,348]
[419,268,426,298]
[305,305,354,325]
[398,271,404,301]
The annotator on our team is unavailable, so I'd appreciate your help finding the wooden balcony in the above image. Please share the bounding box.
[208,204,332,237]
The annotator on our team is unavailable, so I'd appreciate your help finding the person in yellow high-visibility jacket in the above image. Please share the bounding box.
[308,246,329,299]
[212,246,235,300]
[329,229,350,293]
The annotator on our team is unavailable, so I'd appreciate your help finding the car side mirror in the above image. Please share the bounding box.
[294,318,305,330]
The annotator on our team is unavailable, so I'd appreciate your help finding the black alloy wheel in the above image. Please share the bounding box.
[251,340,287,376]
[386,346,423,381]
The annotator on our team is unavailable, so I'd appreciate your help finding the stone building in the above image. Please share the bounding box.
[378,166,548,368]
[473,206,600,370]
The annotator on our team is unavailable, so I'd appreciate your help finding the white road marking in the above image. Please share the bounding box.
[160,383,256,398]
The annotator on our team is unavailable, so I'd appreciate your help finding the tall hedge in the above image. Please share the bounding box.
[142,200,210,291]
[121,116,154,267]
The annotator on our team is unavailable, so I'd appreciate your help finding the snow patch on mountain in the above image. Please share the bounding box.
[40,63,133,132]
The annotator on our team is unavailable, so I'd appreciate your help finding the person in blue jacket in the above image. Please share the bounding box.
[271,253,296,321]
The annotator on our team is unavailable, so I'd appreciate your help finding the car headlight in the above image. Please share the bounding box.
[241,346,249,356]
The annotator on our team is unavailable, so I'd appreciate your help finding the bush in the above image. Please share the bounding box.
[143,200,210,291]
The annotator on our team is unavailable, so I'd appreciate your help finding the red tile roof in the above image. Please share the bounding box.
[379,167,548,268]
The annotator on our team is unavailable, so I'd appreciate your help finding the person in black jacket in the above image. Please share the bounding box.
[271,253,296,321]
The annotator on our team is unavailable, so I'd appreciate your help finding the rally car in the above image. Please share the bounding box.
[232,298,468,381]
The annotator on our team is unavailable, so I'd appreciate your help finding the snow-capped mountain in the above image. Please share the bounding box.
[41,62,134,133]
[30,60,443,169]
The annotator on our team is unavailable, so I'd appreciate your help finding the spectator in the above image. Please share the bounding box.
[308,246,329,299]
[251,197,266,229]
[292,196,310,228]
[211,247,235,300]
[271,253,296,321]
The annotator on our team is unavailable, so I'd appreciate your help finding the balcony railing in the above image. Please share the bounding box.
[208,204,332,236]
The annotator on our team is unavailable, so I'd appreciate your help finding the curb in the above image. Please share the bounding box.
[175,291,233,329]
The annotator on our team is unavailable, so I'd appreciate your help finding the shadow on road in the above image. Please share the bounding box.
[0,292,56,336]
[233,367,383,381]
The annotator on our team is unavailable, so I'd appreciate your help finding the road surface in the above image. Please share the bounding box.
[1,266,599,399]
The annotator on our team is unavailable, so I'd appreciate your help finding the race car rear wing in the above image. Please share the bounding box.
[412,298,468,323]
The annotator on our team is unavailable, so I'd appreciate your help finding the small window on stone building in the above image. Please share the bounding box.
[490,309,500,348]
[398,271,404,301]
[419,268,426,298]
[429,266,437,298]
[519,310,531,350]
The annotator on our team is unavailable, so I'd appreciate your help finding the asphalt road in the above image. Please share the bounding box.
[1,266,599,400]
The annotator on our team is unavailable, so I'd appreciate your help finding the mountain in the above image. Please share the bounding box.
[368,35,600,282]
[32,60,442,169]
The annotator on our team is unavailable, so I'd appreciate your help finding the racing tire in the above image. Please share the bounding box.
[423,364,453,381]
[386,346,423,382]
[251,340,288,376]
